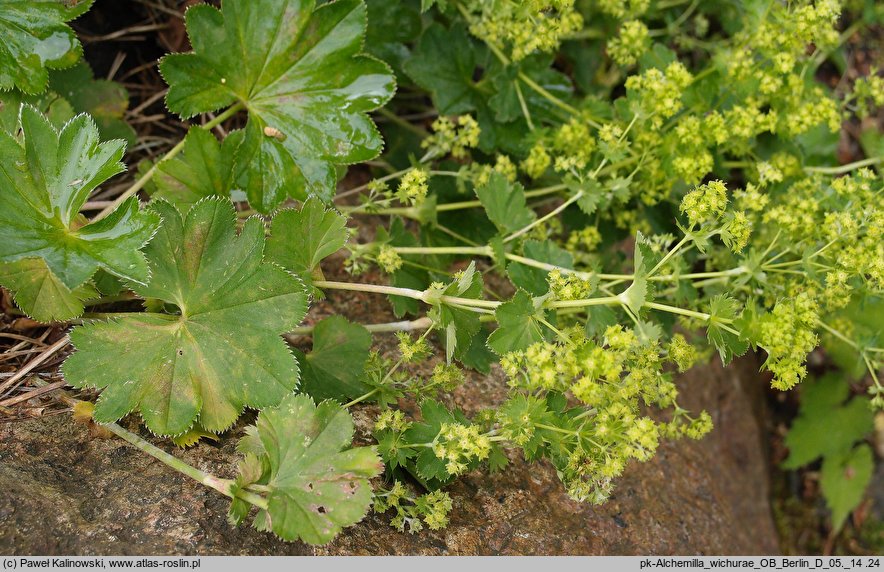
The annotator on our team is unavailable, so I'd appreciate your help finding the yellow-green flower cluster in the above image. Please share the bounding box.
[823,270,851,310]
[567,226,602,255]
[672,150,714,184]
[608,20,650,67]
[557,406,660,504]
[734,183,770,213]
[396,331,431,363]
[791,0,841,48]
[721,211,751,253]
[662,410,713,440]
[753,170,883,294]
[397,168,430,205]
[428,362,465,393]
[680,180,728,227]
[598,122,628,161]
[521,142,552,179]
[374,482,453,533]
[624,62,693,129]
[758,293,819,390]
[720,102,778,145]
[376,244,403,273]
[667,334,697,372]
[465,0,584,61]
[474,154,518,187]
[596,0,649,18]
[780,86,842,136]
[431,422,492,476]
[413,490,453,530]
[421,115,480,159]
[501,325,677,408]
[375,409,412,433]
[552,117,597,172]
[853,72,884,118]
[668,116,713,184]
[498,325,712,504]
[548,269,595,301]
[716,2,843,142]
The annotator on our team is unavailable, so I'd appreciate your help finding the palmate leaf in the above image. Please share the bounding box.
[0,258,97,323]
[435,261,484,362]
[706,294,749,365]
[487,290,547,354]
[474,172,535,235]
[63,199,308,436]
[49,61,136,145]
[621,231,656,317]
[234,393,383,544]
[0,105,159,321]
[160,0,396,212]
[820,444,874,532]
[0,88,75,133]
[153,127,237,211]
[782,374,874,469]
[294,316,372,402]
[266,197,349,283]
[0,0,93,94]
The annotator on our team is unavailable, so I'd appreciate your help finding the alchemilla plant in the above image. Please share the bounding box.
[0,0,882,543]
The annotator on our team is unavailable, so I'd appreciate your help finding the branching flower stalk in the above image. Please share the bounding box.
[1,0,883,545]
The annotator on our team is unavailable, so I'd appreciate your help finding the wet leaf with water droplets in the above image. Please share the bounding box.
[0,105,159,321]
[159,0,396,211]
[0,0,94,94]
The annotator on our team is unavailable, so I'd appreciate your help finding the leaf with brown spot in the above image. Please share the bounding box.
[63,198,307,436]
[238,393,382,544]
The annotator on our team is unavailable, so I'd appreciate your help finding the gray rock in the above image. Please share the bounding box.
[0,356,778,555]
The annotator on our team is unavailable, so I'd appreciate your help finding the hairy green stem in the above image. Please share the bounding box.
[287,317,434,336]
[341,184,567,217]
[343,388,380,409]
[804,156,884,175]
[504,190,584,243]
[100,420,268,510]
[387,244,747,283]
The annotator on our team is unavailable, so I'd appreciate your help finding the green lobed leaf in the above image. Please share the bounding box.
[782,374,874,469]
[706,294,749,365]
[404,23,479,116]
[63,199,308,436]
[0,0,93,94]
[160,0,396,211]
[402,399,465,482]
[0,258,97,323]
[474,172,536,235]
[487,57,574,125]
[0,88,75,133]
[620,231,657,317]
[243,393,383,544]
[0,105,159,321]
[152,127,237,211]
[294,316,372,402]
[820,444,874,532]
[49,61,136,145]
[435,262,484,362]
[487,290,546,355]
[266,198,349,284]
